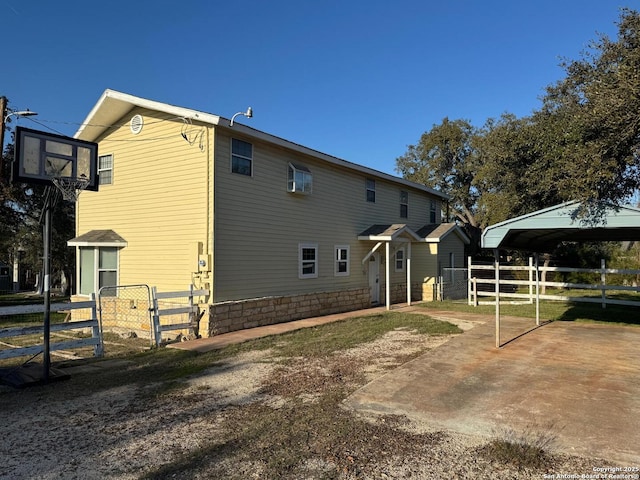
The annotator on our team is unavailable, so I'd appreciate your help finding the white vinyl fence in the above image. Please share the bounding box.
[468,257,640,308]
[0,295,102,361]
[151,285,208,346]
[0,285,209,364]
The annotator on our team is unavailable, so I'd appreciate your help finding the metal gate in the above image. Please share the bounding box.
[98,284,154,346]
[438,268,469,300]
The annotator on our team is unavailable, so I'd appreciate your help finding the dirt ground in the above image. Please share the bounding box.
[0,327,618,479]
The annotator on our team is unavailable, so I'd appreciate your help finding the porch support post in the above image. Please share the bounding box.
[385,241,391,310]
[406,241,412,305]
[494,248,500,348]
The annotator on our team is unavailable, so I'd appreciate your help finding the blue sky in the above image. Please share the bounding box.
[2,0,633,175]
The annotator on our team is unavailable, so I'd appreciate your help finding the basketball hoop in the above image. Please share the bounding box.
[51,176,90,202]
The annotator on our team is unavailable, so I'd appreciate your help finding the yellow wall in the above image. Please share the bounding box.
[75,107,452,305]
[76,108,212,294]
[212,128,444,301]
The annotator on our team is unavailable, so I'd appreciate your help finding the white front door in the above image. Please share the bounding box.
[368,253,380,304]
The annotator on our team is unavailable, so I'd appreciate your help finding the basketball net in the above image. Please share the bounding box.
[51,176,90,202]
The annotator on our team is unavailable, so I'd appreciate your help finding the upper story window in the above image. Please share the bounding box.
[366,179,376,203]
[231,138,253,176]
[430,200,437,223]
[98,154,113,185]
[288,163,313,194]
[400,190,408,218]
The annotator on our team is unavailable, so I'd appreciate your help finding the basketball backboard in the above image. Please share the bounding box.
[12,127,99,191]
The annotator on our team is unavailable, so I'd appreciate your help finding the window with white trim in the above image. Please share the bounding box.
[395,247,405,272]
[288,163,313,194]
[366,178,376,202]
[79,247,118,295]
[334,245,350,276]
[299,243,318,279]
[231,138,253,176]
[98,154,113,185]
[400,190,408,218]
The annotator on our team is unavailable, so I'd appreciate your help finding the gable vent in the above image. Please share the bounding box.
[130,114,144,135]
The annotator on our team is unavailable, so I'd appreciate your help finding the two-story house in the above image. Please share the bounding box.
[70,90,469,336]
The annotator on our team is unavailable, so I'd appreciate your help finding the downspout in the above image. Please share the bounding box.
[206,126,213,302]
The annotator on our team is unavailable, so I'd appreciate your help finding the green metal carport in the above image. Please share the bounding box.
[481,200,640,347]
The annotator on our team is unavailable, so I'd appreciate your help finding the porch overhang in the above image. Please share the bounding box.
[358,224,421,311]
[67,230,127,247]
[358,224,422,242]
[418,222,470,244]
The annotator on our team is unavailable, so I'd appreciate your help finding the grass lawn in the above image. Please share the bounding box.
[418,298,640,326]
[61,311,463,392]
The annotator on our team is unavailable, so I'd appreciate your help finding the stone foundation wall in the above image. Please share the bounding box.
[209,287,371,335]
[387,283,426,304]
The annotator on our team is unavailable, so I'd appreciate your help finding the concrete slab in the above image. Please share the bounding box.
[345,312,640,465]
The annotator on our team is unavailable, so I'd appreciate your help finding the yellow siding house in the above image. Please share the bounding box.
[70,90,469,336]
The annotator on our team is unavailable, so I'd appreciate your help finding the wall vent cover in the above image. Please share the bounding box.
[130,114,144,134]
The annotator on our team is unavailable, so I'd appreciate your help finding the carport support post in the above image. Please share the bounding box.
[535,253,540,326]
[494,249,500,348]
[601,258,607,309]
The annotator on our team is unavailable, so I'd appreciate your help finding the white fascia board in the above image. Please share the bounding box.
[67,241,127,247]
[358,235,394,242]
[75,89,221,141]
[358,230,422,243]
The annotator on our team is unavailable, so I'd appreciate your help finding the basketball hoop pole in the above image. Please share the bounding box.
[6,126,97,386]
[42,188,53,382]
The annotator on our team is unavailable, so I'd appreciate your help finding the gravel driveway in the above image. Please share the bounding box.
[0,326,613,479]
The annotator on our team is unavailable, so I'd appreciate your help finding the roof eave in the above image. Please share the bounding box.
[74,89,221,142]
[76,89,449,199]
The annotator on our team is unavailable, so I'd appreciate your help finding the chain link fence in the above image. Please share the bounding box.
[439,268,468,300]
[98,284,154,347]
